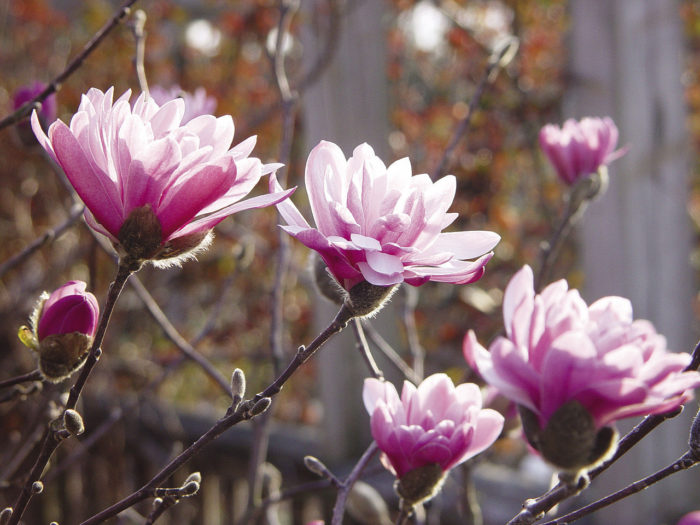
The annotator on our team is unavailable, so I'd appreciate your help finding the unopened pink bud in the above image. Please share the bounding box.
[37,281,99,340]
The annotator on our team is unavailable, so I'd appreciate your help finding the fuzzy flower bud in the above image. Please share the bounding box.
[20,281,99,382]
[63,409,85,436]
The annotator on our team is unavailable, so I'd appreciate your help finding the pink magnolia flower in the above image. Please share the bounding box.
[363,374,504,481]
[679,512,700,525]
[149,85,217,124]
[464,265,700,469]
[271,141,500,290]
[37,281,99,340]
[539,117,625,185]
[32,87,291,265]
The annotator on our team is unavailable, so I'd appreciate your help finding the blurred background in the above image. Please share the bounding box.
[1,0,700,523]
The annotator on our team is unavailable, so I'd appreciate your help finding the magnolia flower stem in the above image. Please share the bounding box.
[534,194,584,292]
[80,307,352,525]
[0,203,83,279]
[351,319,384,379]
[541,452,699,525]
[0,0,140,131]
[0,370,42,390]
[361,322,422,384]
[330,442,379,525]
[7,260,137,525]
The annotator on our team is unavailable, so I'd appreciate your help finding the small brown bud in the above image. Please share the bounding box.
[250,397,272,417]
[304,455,330,478]
[31,481,44,494]
[63,409,85,436]
[180,480,200,497]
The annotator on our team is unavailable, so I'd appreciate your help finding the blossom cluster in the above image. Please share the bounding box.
[24,85,700,515]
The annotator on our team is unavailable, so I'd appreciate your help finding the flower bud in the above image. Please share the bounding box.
[31,481,44,494]
[230,368,246,408]
[21,281,99,382]
[0,507,12,525]
[180,480,200,497]
[250,397,272,417]
[63,409,85,436]
[303,455,330,478]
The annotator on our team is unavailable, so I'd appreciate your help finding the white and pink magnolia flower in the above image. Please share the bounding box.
[363,374,504,480]
[463,266,700,462]
[271,141,500,290]
[539,117,625,185]
[32,87,291,264]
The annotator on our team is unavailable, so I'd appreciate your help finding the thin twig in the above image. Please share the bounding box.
[0,0,140,132]
[361,322,421,384]
[330,442,379,525]
[351,319,384,379]
[129,9,149,96]
[0,203,84,279]
[0,370,42,390]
